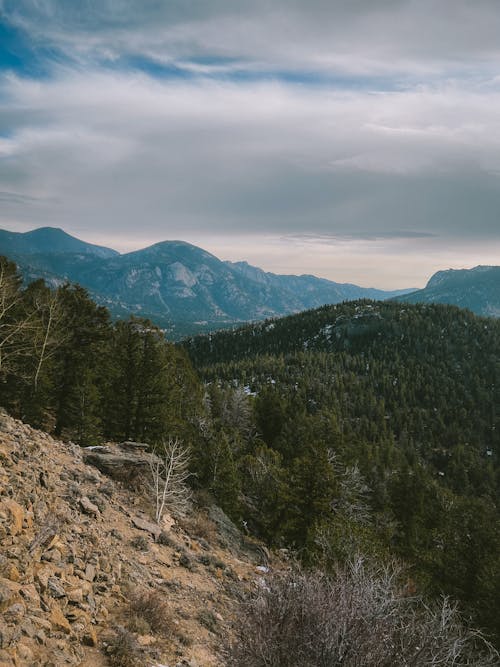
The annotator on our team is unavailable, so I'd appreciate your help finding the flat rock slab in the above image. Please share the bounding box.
[83,446,156,482]
[131,516,161,540]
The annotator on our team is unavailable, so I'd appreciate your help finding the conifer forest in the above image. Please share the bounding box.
[1,255,499,651]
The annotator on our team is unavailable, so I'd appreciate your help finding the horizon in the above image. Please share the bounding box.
[2,3,500,289]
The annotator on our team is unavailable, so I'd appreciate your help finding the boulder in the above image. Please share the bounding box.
[83,445,155,482]
[2,499,24,536]
[79,497,100,517]
[131,516,161,540]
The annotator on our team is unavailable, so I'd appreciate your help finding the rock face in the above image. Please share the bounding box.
[0,413,267,666]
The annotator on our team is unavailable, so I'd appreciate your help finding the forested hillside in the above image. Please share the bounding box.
[0,255,203,447]
[2,253,499,653]
[185,300,500,645]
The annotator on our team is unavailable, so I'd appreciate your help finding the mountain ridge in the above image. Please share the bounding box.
[0,226,415,337]
[398,264,500,317]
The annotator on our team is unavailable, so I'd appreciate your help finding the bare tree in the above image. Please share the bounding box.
[0,259,65,387]
[225,557,499,667]
[148,438,192,523]
[0,258,34,376]
[31,289,64,391]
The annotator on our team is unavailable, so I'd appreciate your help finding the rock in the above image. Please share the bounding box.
[4,565,20,582]
[82,626,98,647]
[84,564,96,582]
[42,548,62,563]
[0,649,15,666]
[83,446,153,482]
[119,441,149,451]
[0,578,20,612]
[20,584,40,605]
[2,499,24,536]
[3,602,25,622]
[0,442,13,464]
[67,588,84,604]
[0,619,13,648]
[79,497,100,517]
[20,619,36,638]
[16,640,34,663]
[47,577,66,599]
[208,505,242,551]
[35,568,51,592]
[131,516,161,540]
[49,604,71,634]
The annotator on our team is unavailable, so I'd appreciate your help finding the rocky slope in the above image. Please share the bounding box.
[0,411,270,667]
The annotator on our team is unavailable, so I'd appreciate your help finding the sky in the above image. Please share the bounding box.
[1,2,500,288]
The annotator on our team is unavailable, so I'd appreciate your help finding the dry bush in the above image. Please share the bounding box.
[126,589,173,638]
[105,626,143,667]
[179,510,217,543]
[225,558,499,667]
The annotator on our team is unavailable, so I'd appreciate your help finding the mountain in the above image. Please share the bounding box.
[398,265,500,317]
[0,226,413,337]
[0,226,118,259]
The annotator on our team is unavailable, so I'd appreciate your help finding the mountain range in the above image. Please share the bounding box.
[1,227,498,335]
[0,227,413,336]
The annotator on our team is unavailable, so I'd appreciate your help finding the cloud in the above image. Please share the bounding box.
[1,71,500,249]
[3,0,500,82]
[2,3,500,286]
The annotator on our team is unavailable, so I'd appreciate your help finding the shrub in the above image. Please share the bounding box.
[126,589,173,637]
[225,558,499,667]
[105,626,143,667]
[130,535,149,551]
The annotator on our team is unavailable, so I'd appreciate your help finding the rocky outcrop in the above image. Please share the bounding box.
[0,413,270,666]
[82,442,152,483]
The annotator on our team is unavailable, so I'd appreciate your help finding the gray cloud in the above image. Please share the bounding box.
[2,3,500,286]
[1,73,500,247]
[4,0,500,80]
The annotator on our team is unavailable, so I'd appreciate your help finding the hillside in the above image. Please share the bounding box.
[0,227,413,337]
[399,265,500,317]
[0,412,267,667]
[185,300,500,643]
[1,255,500,659]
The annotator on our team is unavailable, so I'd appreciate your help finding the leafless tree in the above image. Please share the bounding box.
[31,289,65,390]
[0,259,33,375]
[225,557,499,667]
[0,259,65,386]
[148,438,192,523]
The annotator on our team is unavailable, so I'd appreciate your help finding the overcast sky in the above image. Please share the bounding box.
[1,1,500,287]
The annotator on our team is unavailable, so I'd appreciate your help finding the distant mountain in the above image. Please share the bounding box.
[0,227,118,259]
[0,226,414,337]
[398,265,500,317]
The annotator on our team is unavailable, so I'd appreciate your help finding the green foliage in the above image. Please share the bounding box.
[185,299,500,646]
[0,259,205,449]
